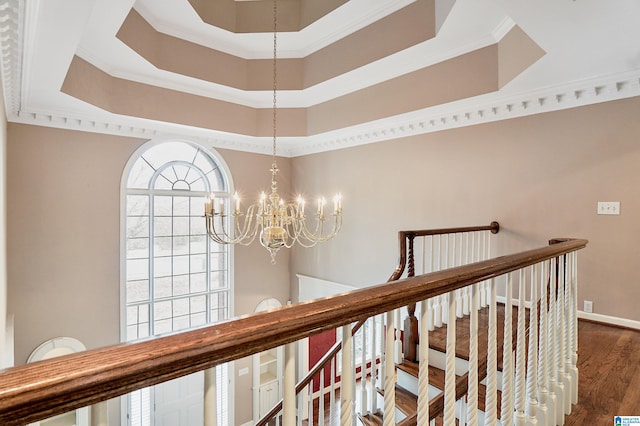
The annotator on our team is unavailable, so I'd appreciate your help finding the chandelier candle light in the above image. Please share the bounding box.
[204,0,342,263]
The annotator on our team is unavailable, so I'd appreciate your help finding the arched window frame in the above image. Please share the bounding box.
[119,138,234,425]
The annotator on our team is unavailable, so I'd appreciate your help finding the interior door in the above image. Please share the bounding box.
[153,371,204,426]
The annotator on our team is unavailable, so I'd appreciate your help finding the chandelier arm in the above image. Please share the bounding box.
[233,204,260,241]
[205,204,261,246]
[297,214,342,245]
[206,215,241,245]
[300,216,325,240]
[235,205,261,246]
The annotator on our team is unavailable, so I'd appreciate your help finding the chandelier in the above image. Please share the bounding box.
[204,0,342,263]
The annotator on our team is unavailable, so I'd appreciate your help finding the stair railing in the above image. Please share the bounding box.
[391,222,500,362]
[257,222,500,425]
[0,235,586,426]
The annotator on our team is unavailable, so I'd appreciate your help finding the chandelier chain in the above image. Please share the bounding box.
[271,0,278,194]
[203,0,342,263]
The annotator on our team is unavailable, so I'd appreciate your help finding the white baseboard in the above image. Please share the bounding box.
[496,295,533,308]
[492,297,640,330]
[578,310,640,330]
[240,421,254,426]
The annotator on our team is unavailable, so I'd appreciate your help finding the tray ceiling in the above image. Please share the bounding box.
[1,0,639,156]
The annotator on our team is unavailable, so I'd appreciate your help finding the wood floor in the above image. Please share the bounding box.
[565,320,640,425]
[301,319,640,425]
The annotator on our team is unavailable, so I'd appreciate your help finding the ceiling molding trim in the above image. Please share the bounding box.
[8,69,639,158]
[0,0,22,116]
[9,107,275,155]
[283,70,640,156]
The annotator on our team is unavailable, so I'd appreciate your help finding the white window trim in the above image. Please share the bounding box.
[119,138,236,425]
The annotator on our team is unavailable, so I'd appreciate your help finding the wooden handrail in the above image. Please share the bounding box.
[0,237,585,425]
[388,221,500,282]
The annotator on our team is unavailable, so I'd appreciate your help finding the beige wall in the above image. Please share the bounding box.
[6,95,640,421]
[0,81,6,368]
[291,96,640,322]
[6,124,290,425]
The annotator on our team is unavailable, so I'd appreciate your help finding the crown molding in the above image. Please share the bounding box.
[0,0,22,116]
[8,70,639,158]
[287,70,640,156]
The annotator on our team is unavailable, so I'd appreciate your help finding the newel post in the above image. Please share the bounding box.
[403,233,419,362]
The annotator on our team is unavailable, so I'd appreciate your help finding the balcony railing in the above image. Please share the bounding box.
[0,222,587,426]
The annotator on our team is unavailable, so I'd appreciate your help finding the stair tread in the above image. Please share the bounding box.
[425,303,526,371]
[358,411,384,426]
[397,360,447,390]
[377,384,417,416]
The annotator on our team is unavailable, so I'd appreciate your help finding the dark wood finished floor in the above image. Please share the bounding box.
[301,320,640,425]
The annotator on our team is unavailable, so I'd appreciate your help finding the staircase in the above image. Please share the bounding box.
[251,223,585,426]
[359,303,514,425]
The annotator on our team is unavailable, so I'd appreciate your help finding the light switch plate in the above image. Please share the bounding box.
[597,201,620,215]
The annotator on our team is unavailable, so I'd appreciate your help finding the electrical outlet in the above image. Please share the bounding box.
[584,300,593,313]
[597,201,620,215]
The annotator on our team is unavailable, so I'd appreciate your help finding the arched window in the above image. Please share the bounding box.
[122,140,232,425]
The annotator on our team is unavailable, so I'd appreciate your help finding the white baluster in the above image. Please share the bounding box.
[463,234,471,316]
[352,341,357,425]
[383,311,396,426]
[438,234,443,272]
[434,295,443,328]
[341,324,354,426]
[308,378,314,426]
[547,260,559,425]
[467,284,479,426]
[514,269,527,426]
[370,316,378,414]
[430,235,435,273]
[559,256,571,417]
[330,357,336,423]
[569,252,579,405]
[484,278,498,426]
[319,368,325,426]
[563,254,575,410]
[463,286,471,317]
[361,322,368,416]
[465,232,470,265]
[444,290,457,426]
[454,236,464,318]
[204,367,217,426]
[441,237,449,325]
[537,261,551,425]
[395,309,402,364]
[553,256,566,425]
[484,231,491,308]
[501,273,514,425]
[428,298,435,332]
[418,299,430,425]
[525,264,539,425]
[284,342,296,426]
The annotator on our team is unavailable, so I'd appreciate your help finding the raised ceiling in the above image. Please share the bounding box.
[1,0,639,157]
